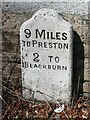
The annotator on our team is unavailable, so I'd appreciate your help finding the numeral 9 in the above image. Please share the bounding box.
[24,29,31,38]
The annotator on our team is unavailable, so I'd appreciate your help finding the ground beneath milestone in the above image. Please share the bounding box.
[2,81,90,120]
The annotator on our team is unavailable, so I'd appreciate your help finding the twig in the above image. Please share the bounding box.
[37,90,52,108]
[2,62,9,70]
[2,105,11,119]
[0,95,8,106]
[23,87,55,100]
[1,84,32,103]
[37,90,54,100]
[8,63,17,81]
[63,111,69,120]
[1,79,15,89]
[23,87,54,119]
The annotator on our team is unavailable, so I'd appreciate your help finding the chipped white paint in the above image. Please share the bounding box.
[20,9,73,103]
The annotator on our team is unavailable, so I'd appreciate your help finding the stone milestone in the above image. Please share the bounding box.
[20,9,73,103]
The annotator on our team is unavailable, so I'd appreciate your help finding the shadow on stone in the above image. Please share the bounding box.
[72,31,84,98]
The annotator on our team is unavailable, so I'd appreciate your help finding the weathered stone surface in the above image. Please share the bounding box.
[2,1,90,97]
[20,9,73,103]
[87,44,90,58]
[2,2,89,15]
[83,44,88,58]
[63,14,88,43]
[84,58,89,80]
[2,62,21,79]
[83,82,90,92]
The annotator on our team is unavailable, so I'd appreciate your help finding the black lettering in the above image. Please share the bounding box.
[64,43,68,49]
[44,42,47,48]
[34,64,38,68]
[55,56,59,63]
[48,56,53,62]
[24,62,29,68]
[33,53,39,62]
[22,62,24,67]
[36,29,45,39]
[62,66,67,70]
[53,43,57,48]
[62,32,67,40]
[43,65,47,69]
[22,40,26,46]
[48,65,51,69]
[51,32,55,39]
[57,66,61,70]
[38,64,41,69]
[30,64,33,68]
[56,32,61,40]
[58,43,62,49]
[38,42,43,48]
[27,41,31,47]
[52,65,56,70]
[32,40,37,47]
[24,29,31,38]
[47,32,49,39]
[49,43,52,48]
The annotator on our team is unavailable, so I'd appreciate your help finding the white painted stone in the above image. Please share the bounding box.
[20,9,73,103]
